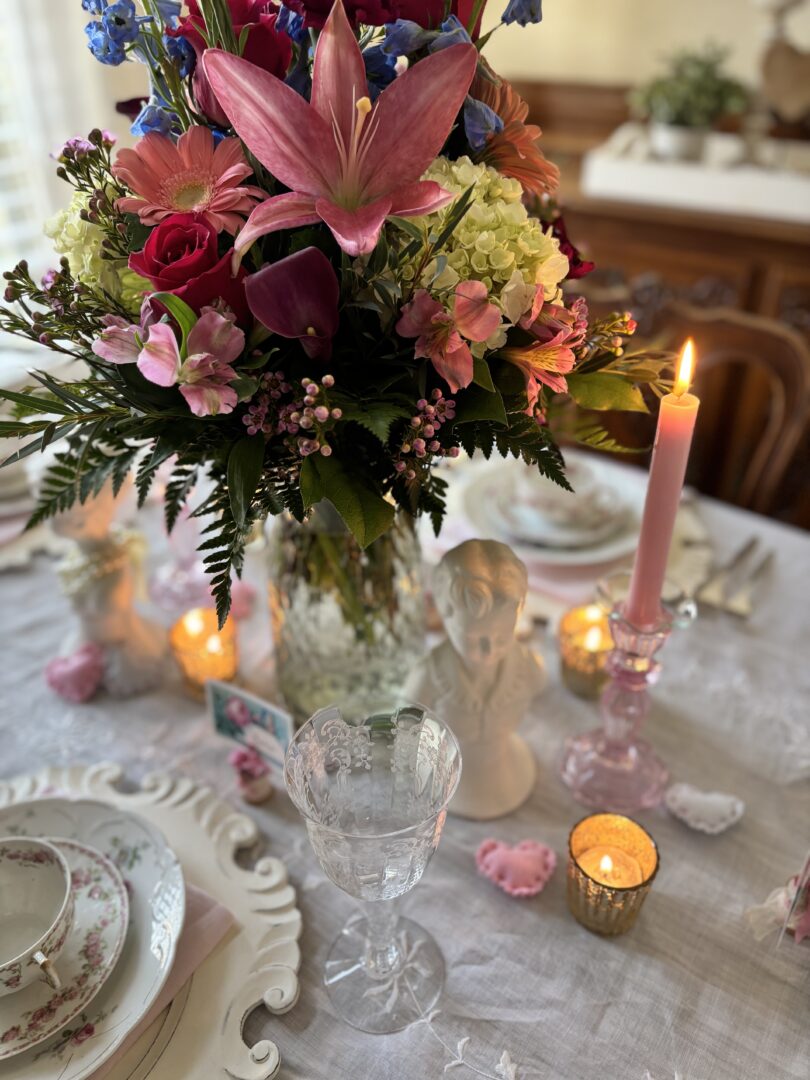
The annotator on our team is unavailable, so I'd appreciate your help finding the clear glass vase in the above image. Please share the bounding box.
[267,505,425,725]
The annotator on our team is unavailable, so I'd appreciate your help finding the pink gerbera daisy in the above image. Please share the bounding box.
[112,126,263,235]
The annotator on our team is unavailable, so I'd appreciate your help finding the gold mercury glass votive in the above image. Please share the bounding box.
[558,603,613,698]
[170,607,238,696]
[567,813,659,935]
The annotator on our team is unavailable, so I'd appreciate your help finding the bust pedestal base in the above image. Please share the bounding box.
[450,734,536,820]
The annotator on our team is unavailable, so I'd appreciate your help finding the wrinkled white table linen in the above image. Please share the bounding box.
[0,489,808,1080]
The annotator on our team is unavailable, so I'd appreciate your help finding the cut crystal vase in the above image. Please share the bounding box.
[284,703,461,1033]
[559,571,696,814]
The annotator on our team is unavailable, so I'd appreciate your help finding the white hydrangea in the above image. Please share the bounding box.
[403,157,569,328]
[44,189,148,314]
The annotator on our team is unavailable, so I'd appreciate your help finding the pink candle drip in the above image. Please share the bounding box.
[625,343,700,628]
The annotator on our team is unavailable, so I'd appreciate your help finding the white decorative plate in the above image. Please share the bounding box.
[0,764,301,1080]
[0,839,129,1061]
[664,782,745,835]
[0,798,185,1080]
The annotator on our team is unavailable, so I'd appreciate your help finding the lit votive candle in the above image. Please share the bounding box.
[170,607,238,696]
[567,813,659,935]
[558,603,613,699]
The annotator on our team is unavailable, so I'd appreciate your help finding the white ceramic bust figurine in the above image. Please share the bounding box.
[52,481,168,697]
[404,539,546,819]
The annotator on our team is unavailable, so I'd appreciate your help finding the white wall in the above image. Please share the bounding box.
[482,0,810,85]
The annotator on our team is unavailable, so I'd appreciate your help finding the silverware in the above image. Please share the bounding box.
[695,536,760,607]
[723,550,774,619]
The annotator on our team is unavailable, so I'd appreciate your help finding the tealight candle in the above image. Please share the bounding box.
[558,603,613,698]
[170,607,238,696]
[567,813,659,935]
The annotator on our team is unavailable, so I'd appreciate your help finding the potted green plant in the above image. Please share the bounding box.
[631,46,750,161]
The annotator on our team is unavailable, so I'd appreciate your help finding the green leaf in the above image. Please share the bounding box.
[389,217,424,244]
[338,400,411,443]
[230,375,259,402]
[574,421,639,454]
[0,388,73,416]
[150,292,198,353]
[452,384,508,426]
[227,436,265,528]
[472,357,495,392]
[567,373,649,413]
[300,454,394,548]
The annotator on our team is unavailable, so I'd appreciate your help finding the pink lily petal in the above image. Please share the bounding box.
[187,309,245,365]
[431,335,474,394]
[316,195,392,257]
[245,247,339,360]
[395,290,444,338]
[179,382,238,417]
[310,0,367,149]
[92,320,139,364]
[389,181,455,218]
[234,192,320,262]
[453,280,502,342]
[138,322,181,387]
[360,45,477,201]
[203,49,337,197]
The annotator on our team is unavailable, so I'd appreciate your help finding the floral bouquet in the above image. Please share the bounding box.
[0,0,667,622]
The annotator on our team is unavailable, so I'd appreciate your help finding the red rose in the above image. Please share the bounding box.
[286,0,445,28]
[168,1,291,127]
[129,214,249,325]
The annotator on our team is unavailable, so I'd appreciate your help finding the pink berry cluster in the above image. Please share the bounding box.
[394,389,459,480]
[244,373,341,457]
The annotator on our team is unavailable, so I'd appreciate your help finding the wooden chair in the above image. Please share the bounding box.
[655,305,810,516]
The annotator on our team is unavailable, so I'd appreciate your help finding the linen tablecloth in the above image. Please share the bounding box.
[1,491,808,1080]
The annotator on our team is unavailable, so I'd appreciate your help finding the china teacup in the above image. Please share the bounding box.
[0,837,74,996]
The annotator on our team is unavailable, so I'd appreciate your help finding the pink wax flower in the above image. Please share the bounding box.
[229,745,269,779]
[396,281,501,393]
[45,643,104,704]
[202,0,476,257]
[112,127,263,235]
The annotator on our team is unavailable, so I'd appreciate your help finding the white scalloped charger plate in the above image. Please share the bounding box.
[0,839,129,1061]
[0,799,185,1080]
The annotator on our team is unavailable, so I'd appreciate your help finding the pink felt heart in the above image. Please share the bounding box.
[475,838,557,898]
[45,643,104,703]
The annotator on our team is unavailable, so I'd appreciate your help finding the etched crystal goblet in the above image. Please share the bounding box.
[284,703,461,1033]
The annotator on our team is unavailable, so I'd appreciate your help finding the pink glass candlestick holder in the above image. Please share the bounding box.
[559,572,695,814]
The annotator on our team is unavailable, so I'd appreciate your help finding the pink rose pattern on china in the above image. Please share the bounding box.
[0,845,127,1055]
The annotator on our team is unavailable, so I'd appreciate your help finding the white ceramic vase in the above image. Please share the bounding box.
[649,122,707,162]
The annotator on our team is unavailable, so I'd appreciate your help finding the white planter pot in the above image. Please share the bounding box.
[649,122,707,162]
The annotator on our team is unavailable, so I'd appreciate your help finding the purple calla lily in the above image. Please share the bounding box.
[245,247,340,360]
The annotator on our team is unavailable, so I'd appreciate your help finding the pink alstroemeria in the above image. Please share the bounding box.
[245,247,339,360]
[202,0,476,258]
[92,315,141,365]
[396,281,501,393]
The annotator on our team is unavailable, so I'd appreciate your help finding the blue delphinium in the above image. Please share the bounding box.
[381,20,434,58]
[277,4,308,44]
[501,0,543,27]
[164,32,195,77]
[463,97,504,152]
[81,0,105,12]
[363,45,397,101]
[427,16,472,53]
[155,0,182,23]
[101,1,140,43]
[85,21,128,65]
[131,98,178,137]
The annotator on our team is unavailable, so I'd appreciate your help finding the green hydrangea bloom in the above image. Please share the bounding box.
[44,190,148,314]
[404,157,569,315]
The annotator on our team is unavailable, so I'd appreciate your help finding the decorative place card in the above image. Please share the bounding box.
[207,681,294,783]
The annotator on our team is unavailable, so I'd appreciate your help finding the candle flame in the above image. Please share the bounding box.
[183,609,206,636]
[674,338,696,397]
[584,626,604,652]
[205,635,223,655]
[584,604,603,622]
[599,854,614,874]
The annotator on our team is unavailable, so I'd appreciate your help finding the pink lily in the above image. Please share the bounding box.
[396,281,501,393]
[202,0,476,259]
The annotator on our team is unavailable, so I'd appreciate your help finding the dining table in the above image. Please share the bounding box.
[0,465,808,1080]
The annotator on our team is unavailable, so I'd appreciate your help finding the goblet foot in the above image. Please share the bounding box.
[323,914,445,1034]
[559,728,669,813]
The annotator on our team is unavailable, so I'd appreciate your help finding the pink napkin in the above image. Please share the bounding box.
[90,884,234,1079]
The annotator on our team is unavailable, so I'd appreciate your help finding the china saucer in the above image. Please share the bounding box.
[0,839,129,1060]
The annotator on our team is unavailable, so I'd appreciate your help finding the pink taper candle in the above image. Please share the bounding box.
[625,340,700,628]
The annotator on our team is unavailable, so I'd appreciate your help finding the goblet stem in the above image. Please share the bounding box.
[362,900,402,980]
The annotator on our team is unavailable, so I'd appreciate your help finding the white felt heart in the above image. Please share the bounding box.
[664,782,744,835]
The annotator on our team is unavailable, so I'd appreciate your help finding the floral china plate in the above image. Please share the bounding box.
[0,839,128,1061]
[0,799,185,1080]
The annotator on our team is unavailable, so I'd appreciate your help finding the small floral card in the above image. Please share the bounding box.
[207,681,294,782]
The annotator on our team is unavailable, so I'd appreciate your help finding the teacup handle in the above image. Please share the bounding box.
[33,951,61,991]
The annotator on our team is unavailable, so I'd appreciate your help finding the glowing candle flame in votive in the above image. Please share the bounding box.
[584,626,604,652]
[205,635,223,654]
[600,854,614,875]
[674,338,696,397]
[183,609,206,636]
